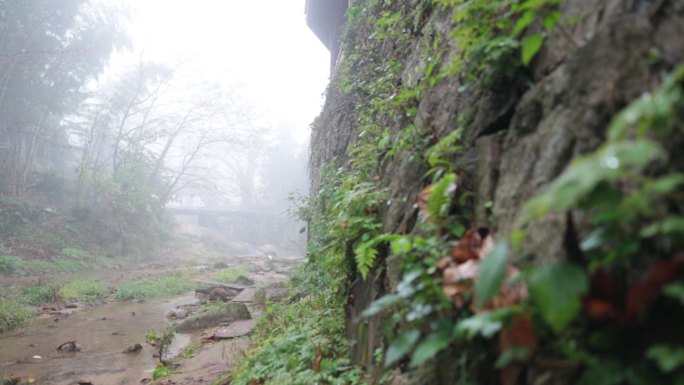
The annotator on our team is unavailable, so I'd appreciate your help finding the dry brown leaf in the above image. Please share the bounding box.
[499,314,537,385]
[625,254,684,321]
[450,229,482,263]
[313,344,322,372]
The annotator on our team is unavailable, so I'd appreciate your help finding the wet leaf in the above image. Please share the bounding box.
[385,329,420,367]
[521,34,544,65]
[498,314,536,365]
[647,345,684,373]
[451,229,482,263]
[529,261,588,332]
[625,255,684,320]
[360,294,403,318]
[475,242,508,308]
[664,282,684,305]
[454,310,507,339]
[410,332,449,367]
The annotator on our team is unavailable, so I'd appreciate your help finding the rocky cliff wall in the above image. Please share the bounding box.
[309,1,684,383]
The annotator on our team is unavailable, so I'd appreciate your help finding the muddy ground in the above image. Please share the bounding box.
[0,223,303,385]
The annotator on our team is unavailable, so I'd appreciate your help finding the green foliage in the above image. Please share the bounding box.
[507,65,684,383]
[385,329,421,367]
[212,263,250,283]
[232,263,365,385]
[152,365,175,380]
[59,279,109,303]
[521,34,544,65]
[0,300,35,333]
[0,255,23,274]
[474,242,508,308]
[528,261,588,332]
[307,1,684,384]
[454,309,508,339]
[647,345,684,373]
[20,284,60,305]
[664,282,684,305]
[522,64,684,268]
[410,331,451,367]
[114,272,195,300]
[156,326,176,364]
[175,342,200,361]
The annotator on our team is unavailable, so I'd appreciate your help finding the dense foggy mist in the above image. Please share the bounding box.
[0,0,329,253]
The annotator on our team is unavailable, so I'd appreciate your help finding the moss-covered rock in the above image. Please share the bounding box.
[176,303,251,332]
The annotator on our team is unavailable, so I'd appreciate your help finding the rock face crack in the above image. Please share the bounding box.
[308,0,684,383]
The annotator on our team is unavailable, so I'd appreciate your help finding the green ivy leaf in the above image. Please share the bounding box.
[475,242,508,308]
[513,11,536,35]
[647,345,684,373]
[354,241,378,280]
[390,237,412,255]
[410,332,449,367]
[385,329,420,367]
[521,34,544,66]
[361,294,403,318]
[664,282,684,305]
[528,261,588,332]
[543,11,562,30]
[454,310,507,339]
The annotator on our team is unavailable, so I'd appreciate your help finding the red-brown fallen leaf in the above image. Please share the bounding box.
[625,254,684,321]
[589,268,624,305]
[436,257,451,270]
[584,298,617,320]
[450,229,483,263]
[478,266,528,311]
[313,344,322,372]
[500,365,523,385]
[444,281,472,308]
[478,232,495,259]
[499,314,537,385]
[417,185,431,218]
[443,260,479,283]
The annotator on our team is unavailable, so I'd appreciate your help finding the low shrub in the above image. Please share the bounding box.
[0,255,24,274]
[59,279,108,303]
[0,300,35,332]
[114,272,195,300]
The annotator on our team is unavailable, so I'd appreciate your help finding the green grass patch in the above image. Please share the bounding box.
[152,365,175,380]
[114,272,195,300]
[20,283,60,305]
[231,263,364,385]
[175,342,200,361]
[19,255,111,275]
[0,300,35,333]
[211,263,250,283]
[59,279,108,303]
[0,255,24,274]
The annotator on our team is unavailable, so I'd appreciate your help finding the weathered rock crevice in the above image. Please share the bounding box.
[308,0,684,383]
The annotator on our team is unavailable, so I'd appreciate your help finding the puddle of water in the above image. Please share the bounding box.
[0,294,196,385]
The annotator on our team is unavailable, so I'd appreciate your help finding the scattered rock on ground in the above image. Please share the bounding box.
[203,319,258,341]
[231,288,255,303]
[57,341,80,352]
[209,287,238,302]
[176,303,251,332]
[233,275,254,286]
[165,308,190,319]
[123,343,142,353]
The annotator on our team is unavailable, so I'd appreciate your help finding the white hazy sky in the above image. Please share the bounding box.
[115,0,330,143]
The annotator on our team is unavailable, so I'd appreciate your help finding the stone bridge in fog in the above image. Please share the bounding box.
[167,207,286,244]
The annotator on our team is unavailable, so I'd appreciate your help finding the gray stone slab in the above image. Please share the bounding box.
[212,319,258,339]
[231,288,255,303]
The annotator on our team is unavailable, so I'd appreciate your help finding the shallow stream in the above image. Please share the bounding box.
[0,294,195,385]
